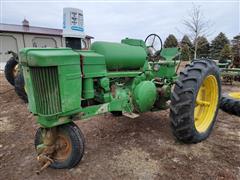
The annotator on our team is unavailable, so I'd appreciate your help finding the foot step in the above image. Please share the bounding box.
[123,112,139,119]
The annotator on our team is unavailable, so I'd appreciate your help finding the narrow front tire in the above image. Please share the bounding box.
[35,123,85,169]
[14,73,28,103]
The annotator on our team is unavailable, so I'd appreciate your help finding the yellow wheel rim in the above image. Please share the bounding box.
[228,92,240,99]
[194,75,219,133]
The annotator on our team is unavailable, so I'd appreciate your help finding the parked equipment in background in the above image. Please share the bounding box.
[19,33,222,172]
[214,59,240,84]
[221,68,240,84]
[214,60,240,117]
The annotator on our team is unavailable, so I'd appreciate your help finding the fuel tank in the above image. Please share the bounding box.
[91,41,147,71]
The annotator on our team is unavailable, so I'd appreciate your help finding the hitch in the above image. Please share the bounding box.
[36,155,54,174]
[36,128,57,174]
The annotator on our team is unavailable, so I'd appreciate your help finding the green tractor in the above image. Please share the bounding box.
[19,34,221,172]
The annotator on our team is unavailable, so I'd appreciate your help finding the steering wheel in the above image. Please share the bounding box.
[145,34,163,58]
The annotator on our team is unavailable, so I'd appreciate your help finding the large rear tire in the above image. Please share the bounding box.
[4,57,19,86]
[220,92,240,117]
[35,123,85,169]
[170,59,221,143]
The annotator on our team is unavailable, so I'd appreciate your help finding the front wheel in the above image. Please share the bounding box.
[35,123,85,169]
[14,73,28,103]
[170,59,221,143]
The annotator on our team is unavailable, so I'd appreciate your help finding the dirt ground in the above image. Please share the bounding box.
[0,70,240,180]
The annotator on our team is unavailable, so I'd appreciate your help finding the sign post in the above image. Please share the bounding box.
[62,8,85,38]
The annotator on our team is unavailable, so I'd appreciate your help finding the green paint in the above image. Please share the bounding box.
[19,38,180,129]
[91,41,147,70]
[160,47,180,61]
[99,77,110,92]
[121,38,147,51]
[133,81,157,112]
[107,71,142,78]
[83,78,94,99]
[37,116,72,128]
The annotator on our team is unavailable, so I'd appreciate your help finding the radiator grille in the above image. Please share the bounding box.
[30,67,61,115]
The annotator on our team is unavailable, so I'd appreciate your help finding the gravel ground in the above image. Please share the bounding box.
[0,71,240,180]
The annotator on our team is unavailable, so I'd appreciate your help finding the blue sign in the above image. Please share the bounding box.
[71,26,84,32]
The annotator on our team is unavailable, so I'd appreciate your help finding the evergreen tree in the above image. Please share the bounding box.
[164,34,178,48]
[196,36,210,58]
[181,44,191,61]
[180,35,193,61]
[231,35,240,67]
[181,35,193,47]
[231,35,240,58]
[210,32,230,59]
[220,44,232,61]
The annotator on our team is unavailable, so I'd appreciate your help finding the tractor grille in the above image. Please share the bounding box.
[30,67,62,115]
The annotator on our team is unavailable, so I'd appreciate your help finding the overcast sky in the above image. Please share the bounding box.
[1,0,239,42]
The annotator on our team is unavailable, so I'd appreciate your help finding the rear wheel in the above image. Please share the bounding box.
[220,92,240,117]
[4,57,19,86]
[35,123,85,169]
[170,59,221,143]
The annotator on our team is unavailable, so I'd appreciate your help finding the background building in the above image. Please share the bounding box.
[0,19,93,69]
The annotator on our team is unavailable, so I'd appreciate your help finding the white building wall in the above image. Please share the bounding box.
[0,33,63,70]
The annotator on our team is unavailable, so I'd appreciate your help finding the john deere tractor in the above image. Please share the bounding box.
[19,34,221,172]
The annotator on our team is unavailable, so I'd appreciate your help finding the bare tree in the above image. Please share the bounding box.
[183,5,212,59]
